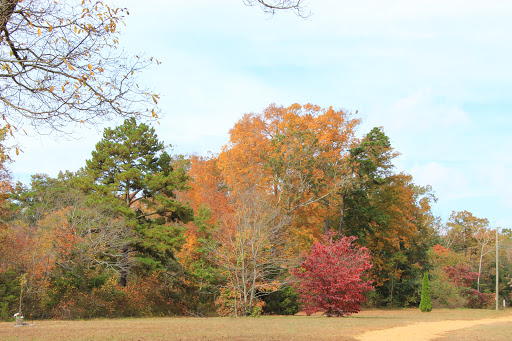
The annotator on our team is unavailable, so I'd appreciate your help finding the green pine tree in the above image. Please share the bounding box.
[419,272,432,312]
[84,118,193,286]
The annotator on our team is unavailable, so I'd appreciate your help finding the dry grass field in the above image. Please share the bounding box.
[1,309,511,341]
[436,321,512,341]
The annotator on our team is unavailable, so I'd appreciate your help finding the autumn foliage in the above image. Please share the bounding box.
[1,102,508,319]
[293,232,373,317]
[218,103,360,250]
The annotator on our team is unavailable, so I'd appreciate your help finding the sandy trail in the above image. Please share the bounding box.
[357,315,512,341]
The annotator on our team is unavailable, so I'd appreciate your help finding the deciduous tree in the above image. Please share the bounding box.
[446,210,488,257]
[218,103,360,250]
[293,232,373,317]
[4,171,134,316]
[0,0,159,134]
[211,187,293,317]
[473,227,494,292]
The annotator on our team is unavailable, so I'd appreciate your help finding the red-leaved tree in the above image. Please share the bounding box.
[293,232,374,316]
[443,264,494,308]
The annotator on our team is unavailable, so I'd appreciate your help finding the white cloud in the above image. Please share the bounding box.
[406,160,512,226]
[410,162,471,200]
[389,88,471,130]
[481,163,512,209]
[361,88,473,166]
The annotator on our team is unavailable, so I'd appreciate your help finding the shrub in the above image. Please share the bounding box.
[293,232,373,317]
[215,287,244,317]
[464,289,494,309]
[250,302,264,317]
[262,285,299,315]
[0,271,21,321]
[419,272,432,312]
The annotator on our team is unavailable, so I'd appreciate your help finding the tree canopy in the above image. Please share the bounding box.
[0,0,162,135]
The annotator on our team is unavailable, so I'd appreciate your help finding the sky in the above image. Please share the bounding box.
[9,0,512,228]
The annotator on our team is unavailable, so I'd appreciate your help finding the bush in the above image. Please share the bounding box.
[419,272,432,312]
[45,270,198,319]
[262,285,299,315]
[215,287,244,317]
[293,233,373,317]
[0,271,20,320]
[250,303,263,317]
[464,289,494,309]
[431,277,468,308]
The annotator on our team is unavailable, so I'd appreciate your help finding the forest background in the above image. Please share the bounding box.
[1,105,511,319]
[0,0,511,320]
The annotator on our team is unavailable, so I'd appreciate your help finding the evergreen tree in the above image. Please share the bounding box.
[342,127,396,241]
[84,118,193,286]
[339,128,437,307]
[419,272,432,312]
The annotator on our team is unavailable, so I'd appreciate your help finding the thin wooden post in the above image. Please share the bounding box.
[496,227,499,311]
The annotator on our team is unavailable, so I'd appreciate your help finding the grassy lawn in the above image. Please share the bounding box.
[1,309,511,341]
[435,320,512,341]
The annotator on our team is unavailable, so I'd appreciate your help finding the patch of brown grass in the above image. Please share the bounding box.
[434,320,512,341]
[0,309,510,341]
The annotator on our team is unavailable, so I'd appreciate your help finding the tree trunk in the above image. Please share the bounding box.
[324,218,329,235]
[477,243,484,292]
[0,0,18,62]
[119,246,129,287]
[119,184,131,287]
[338,195,345,237]
[0,0,17,31]
[390,264,398,307]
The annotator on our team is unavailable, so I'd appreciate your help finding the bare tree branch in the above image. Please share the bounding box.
[243,0,310,17]
[0,0,159,135]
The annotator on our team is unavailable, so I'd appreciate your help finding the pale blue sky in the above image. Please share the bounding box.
[11,0,512,228]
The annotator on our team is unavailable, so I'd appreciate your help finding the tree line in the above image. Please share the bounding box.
[0,104,510,319]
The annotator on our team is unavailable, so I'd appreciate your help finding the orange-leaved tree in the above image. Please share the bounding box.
[180,103,361,314]
[366,174,423,300]
[218,103,360,250]
[177,155,230,309]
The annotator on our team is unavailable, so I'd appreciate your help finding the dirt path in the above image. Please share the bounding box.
[357,315,512,341]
